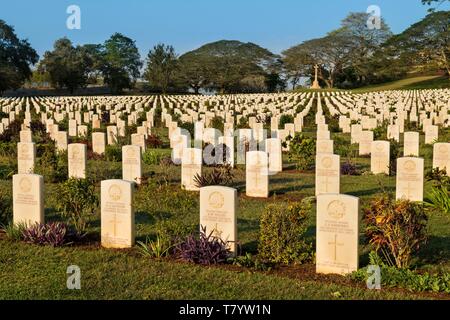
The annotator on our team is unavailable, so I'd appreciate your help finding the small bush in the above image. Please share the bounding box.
[1,222,27,241]
[142,149,171,165]
[22,222,70,247]
[105,145,122,162]
[232,252,275,271]
[137,235,172,258]
[55,178,99,234]
[0,193,12,226]
[279,114,294,129]
[174,226,230,265]
[258,200,313,265]
[341,161,360,176]
[363,195,428,268]
[287,133,316,170]
[146,134,163,148]
[350,252,450,293]
[194,164,234,188]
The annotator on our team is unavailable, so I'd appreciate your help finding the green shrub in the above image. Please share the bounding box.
[55,178,99,234]
[105,145,122,162]
[287,133,316,170]
[279,114,294,129]
[258,200,313,264]
[363,195,428,268]
[35,143,68,183]
[1,222,27,241]
[142,149,170,165]
[137,235,172,258]
[0,193,12,226]
[424,169,450,214]
[350,252,450,293]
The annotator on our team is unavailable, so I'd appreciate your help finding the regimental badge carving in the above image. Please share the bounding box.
[438,144,448,155]
[321,157,333,169]
[327,200,346,220]
[208,192,224,209]
[375,143,384,152]
[108,184,122,201]
[126,147,136,158]
[19,177,32,193]
[403,160,417,172]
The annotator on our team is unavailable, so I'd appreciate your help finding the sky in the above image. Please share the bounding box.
[2,0,449,58]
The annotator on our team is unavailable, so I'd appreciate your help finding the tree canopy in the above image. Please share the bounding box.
[0,20,38,94]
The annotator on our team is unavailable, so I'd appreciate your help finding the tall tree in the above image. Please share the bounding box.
[0,20,38,95]
[99,33,142,94]
[144,44,178,94]
[38,38,94,93]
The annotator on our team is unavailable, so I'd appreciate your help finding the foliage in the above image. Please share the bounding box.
[193,164,234,188]
[146,134,164,148]
[105,145,122,162]
[0,193,12,226]
[144,43,178,93]
[99,33,142,94]
[174,226,231,265]
[137,235,172,258]
[341,161,360,176]
[0,119,22,142]
[55,178,99,234]
[350,251,450,293]
[142,149,171,166]
[1,222,26,241]
[35,143,68,183]
[22,222,69,247]
[37,38,95,93]
[363,195,428,268]
[0,19,39,94]
[424,168,450,214]
[231,252,275,271]
[287,133,316,170]
[258,200,313,265]
[279,114,294,129]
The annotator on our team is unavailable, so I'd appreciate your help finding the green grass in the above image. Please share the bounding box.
[0,102,449,300]
[351,76,449,93]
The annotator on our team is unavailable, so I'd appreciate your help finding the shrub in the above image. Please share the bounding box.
[287,133,316,170]
[1,222,27,241]
[363,195,428,268]
[232,252,274,271]
[350,252,450,293]
[258,200,313,264]
[137,235,172,258]
[174,226,230,265]
[105,145,122,162]
[55,178,99,234]
[35,143,67,183]
[0,193,12,226]
[146,134,163,148]
[22,222,69,247]
[0,119,22,143]
[194,164,234,188]
[210,116,224,133]
[341,161,360,176]
[424,168,450,214]
[142,149,171,165]
[279,114,294,129]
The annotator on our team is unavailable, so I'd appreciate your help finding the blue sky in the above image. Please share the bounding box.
[2,0,449,58]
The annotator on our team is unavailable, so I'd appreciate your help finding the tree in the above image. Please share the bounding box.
[0,20,38,95]
[144,44,178,93]
[178,40,280,93]
[38,38,94,93]
[422,0,449,11]
[99,33,142,94]
[380,11,450,77]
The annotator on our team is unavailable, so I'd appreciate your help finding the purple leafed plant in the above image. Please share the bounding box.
[175,226,230,265]
[341,161,360,176]
[22,222,69,247]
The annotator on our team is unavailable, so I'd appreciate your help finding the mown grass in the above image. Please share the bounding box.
[0,103,449,300]
[351,76,447,93]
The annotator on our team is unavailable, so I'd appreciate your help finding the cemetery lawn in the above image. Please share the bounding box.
[350,75,449,93]
[1,134,450,299]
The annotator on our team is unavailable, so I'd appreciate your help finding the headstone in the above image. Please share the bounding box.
[56,131,68,152]
[20,130,32,143]
[92,132,106,155]
[359,131,373,156]
[101,180,135,248]
[122,145,142,184]
[370,141,390,175]
[425,125,438,144]
[17,142,35,174]
[200,186,237,254]
[396,157,424,202]
[68,143,87,179]
[315,154,340,196]
[403,132,419,157]
[316,194,359,275]
[181,148,202,191]
[433,143,450,175]
[265,138,282,174]
[245,151,269,198]
[13,174,44,226]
